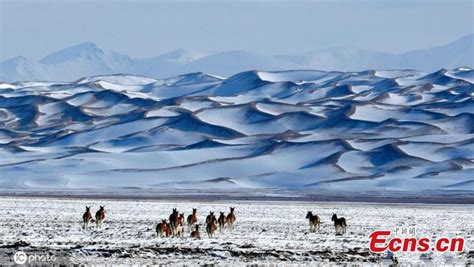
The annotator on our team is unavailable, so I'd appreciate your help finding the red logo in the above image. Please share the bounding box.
[369,230,465,253]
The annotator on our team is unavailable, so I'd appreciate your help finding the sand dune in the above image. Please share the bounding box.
[0,68,473,196]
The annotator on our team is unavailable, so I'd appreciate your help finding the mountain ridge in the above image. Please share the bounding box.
[1,33,473,82]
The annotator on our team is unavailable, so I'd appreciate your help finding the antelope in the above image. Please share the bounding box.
[218,212,227,232]
[306,211,321,232]
[332,213,347,234]
[226,207,236,231]
[187,208,198,231]
[169,208,179,236]
[206,211,215,225]
[156,219,170,238]
[95,206,106,229]
[82,206,92,230]
[206,213,217,238]
[190,225,201,239]
[175,213,185,238]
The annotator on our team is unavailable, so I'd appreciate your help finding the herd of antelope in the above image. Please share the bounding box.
[81,206,347,238]
[82,206,105,230]
[306,211,347,235]
[156,207,237,239]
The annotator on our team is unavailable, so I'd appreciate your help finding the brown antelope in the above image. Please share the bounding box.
[218,212,227,232]
[206,213,217,238]
[82,206,92,230]
[175,213,185,238]
[332,213,347,234]
[306,211,321,232]
[206,211,215,225]
[187,208,198,231]
[226,207,236,231]
[95,206,105,229]
[190,225,201,239]
[156,219,170,238]
[169,208,179,236]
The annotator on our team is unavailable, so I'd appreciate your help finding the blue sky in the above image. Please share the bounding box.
[0,0,473,61]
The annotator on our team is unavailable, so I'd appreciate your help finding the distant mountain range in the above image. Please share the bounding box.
[1,33,473,82]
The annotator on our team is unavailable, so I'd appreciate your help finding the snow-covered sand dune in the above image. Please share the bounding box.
[0,68,473,197]
[0,197,471,264]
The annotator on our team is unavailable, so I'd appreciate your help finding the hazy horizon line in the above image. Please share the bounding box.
[2,31,473,62]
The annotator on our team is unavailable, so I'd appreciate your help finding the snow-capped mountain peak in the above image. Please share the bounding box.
[158,48,204,64]
[0,33,472,82]
[40,41,104,64]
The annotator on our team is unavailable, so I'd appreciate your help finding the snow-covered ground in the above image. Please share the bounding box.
[0,68,473,197]
[0,197,472,264]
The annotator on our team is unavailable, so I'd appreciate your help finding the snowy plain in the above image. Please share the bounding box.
[0,197,472,265]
